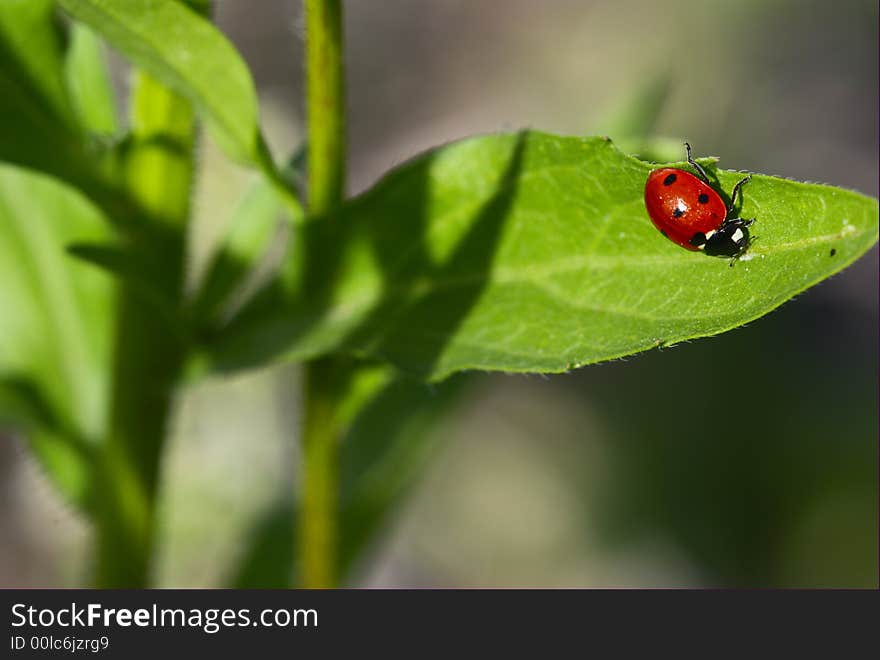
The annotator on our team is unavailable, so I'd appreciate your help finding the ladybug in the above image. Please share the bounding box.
[644,143,755,261]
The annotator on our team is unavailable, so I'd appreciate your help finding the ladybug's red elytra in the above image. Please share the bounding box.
[644,143,754,262]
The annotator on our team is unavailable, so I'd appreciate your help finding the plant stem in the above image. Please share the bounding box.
[96,287,185,587]
[94,72,195,588]
[306,0,345,215]
[300,358,342,587]
[92,0,212,591]
[300,0,346,588]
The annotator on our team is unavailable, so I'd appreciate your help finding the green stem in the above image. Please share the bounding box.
[306,0,345,215]
[300,0,346,588]
[94,71,195,588]
[300,358,342,588]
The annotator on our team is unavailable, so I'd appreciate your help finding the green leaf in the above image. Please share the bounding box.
[67,242,181,334]
[226,497,296,588]
[0,0,96,188]
[338,375,466,577]
[592,72,682,163]
[0,164,115,506]
[57,0,255,161]
[0,376,95,510]
[0,0,73,122]
[56,0,303,221]
[65,22,119,136]
[192,145,306,330]
[593,71,672,141]
[224,371,465,587]
[208,131,879,381]
[192,174,288,329]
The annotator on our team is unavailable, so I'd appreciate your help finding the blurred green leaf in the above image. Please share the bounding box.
[0,377,95,510]
[57,0,303,221]
[591,72,682,163]
[191,146,308,329]
[57,0,256,162]
[613,136,690,165]
[225,371,465,587]
[207,131,879,381]
[0,164,115,507]
[65,22,119,136]
[0,0,73,122]
[226,497,296,589]
[0,0,96,188]
[594,72,672,140]
[338,375,466,578]
[67,242,181,334]
[192,145,306,338]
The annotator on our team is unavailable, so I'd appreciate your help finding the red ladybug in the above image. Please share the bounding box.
[644,143,754,261]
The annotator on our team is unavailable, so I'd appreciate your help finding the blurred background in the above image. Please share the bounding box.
[1,0,876,587]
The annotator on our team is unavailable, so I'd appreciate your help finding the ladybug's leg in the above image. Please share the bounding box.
[721,216,756,232]
[727,174,752,218]
[685,142,711,184]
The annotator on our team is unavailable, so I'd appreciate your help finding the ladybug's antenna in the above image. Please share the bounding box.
[684,142,711,185]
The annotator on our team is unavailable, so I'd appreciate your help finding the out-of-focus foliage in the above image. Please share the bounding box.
[0,0,98,192]
[58,0,303,222]
[59,0,261,164]
[65,23,119,136]
[0,165,115,509]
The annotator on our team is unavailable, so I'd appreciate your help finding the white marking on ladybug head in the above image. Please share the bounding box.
[731,228,744,243]
[704,229,716,240]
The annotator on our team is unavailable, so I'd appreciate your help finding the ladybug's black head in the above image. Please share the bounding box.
[704,218,753,257]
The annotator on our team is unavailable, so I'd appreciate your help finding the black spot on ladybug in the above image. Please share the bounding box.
[830,248,837,257]
[672,208,684,218]
[698,193,709,204]
[663,173,677,186]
